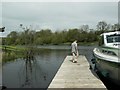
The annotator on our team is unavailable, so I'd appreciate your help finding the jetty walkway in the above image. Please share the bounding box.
[48,55,107,89]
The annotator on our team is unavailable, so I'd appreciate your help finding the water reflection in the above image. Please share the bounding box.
[3,48,67,88]
[2,46,95,88]
[21,59,34,88]
[18,49,48,88]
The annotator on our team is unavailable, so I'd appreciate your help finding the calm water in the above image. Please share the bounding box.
[2,45,96,89]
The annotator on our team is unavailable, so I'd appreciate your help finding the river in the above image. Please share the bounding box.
[1,45,96,89]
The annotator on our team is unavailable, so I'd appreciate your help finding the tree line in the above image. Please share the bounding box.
[2,21,120,45]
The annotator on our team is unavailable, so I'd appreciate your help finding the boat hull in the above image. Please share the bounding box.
[93,48,120,86]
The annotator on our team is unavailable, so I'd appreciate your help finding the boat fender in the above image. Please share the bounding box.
[91,58,96,64]
[89,64,97,72]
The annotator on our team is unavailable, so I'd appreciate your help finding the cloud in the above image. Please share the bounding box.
[1,2,118,37]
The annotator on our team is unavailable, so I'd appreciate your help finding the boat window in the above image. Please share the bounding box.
[107,34,120,43]
[102,50,117,56]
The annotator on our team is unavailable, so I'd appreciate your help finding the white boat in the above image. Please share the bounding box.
[92,31,120,86]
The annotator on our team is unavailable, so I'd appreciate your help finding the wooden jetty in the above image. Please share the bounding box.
[48,55,107,89]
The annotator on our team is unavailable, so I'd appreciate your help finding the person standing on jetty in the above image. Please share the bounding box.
[71,40,79,63]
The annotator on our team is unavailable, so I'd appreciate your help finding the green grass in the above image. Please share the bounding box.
[1,45,38,63]
[2,51,25,63]
[1,45,25,51]
[1,45,26,63]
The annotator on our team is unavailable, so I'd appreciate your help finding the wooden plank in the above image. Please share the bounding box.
[48,55,107,89]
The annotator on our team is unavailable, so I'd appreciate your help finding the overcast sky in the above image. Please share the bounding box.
[0,1,119,37]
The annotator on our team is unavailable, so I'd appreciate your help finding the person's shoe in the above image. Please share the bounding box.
[74,61,77,63]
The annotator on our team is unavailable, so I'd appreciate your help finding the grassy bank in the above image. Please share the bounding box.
[0,45,25,51]
[1,45,33,63]
[2,51,24,63]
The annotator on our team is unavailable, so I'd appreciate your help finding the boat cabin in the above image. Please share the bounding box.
[99,31,120,48]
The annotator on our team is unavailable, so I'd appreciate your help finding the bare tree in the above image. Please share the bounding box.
[80,25,89,32]
[97,21,108,31]
[111,23,120,31]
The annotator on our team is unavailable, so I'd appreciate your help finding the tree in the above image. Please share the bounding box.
[67,28,80,42]
[79,25,89,32]
[97,21,108,32]
[7,31,18,45]
[111,23,120,31]
[19,24,36,45]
